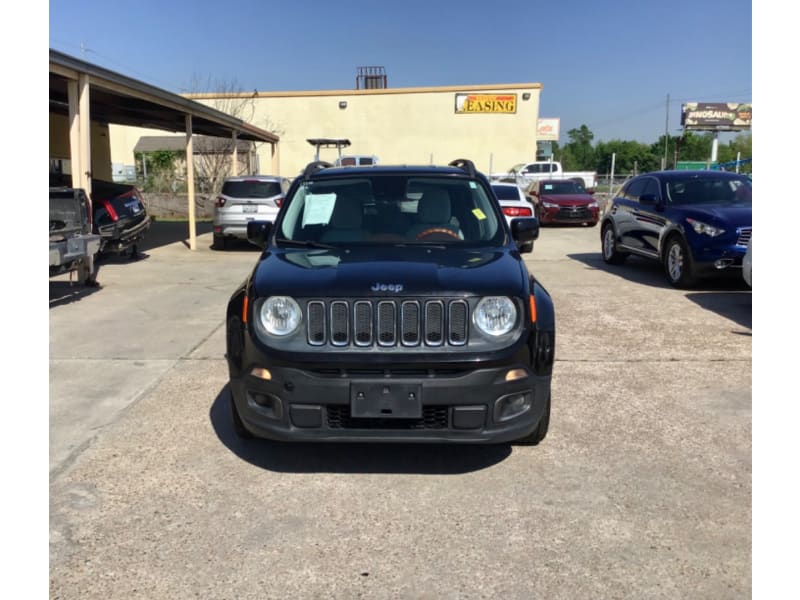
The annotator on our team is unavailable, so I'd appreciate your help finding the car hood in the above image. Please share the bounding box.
[540,193,595,205]
[677,204,752,228]
[251,245,527,298]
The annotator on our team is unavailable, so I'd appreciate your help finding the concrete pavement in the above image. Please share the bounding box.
[49,221,752,599]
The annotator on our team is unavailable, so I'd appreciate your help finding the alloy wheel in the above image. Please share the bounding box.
[667,243,684,282]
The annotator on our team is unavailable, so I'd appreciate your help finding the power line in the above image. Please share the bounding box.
[49,39,181,92]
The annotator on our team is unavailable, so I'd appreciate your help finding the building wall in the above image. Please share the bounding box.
[50,113,113,181]
[110,83,542,181]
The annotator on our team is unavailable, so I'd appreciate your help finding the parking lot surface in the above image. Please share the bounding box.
[50,221,752,599]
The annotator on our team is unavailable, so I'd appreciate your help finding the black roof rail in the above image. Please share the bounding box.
[448,158,476,177]
[302,161,333,180]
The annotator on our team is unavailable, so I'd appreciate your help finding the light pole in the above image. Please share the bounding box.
[663,93,670,169]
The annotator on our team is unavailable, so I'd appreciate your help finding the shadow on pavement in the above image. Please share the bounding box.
[209,385,512,474]
[49,280,103,308]
[138,219,214,252]
[568,252,752,328]
[685,292,752,332]
[569,252,752,292]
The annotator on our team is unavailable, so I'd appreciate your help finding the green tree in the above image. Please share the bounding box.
[674,131,714,162]
[136,150,185,193]
[594,139,659,176]
[560,125,595,170]
[717,133,752,172]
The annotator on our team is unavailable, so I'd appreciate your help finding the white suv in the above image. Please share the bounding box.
[213,176,288,249]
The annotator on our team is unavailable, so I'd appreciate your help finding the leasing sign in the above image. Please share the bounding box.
[681,102,752,131]
[455,93,517,114]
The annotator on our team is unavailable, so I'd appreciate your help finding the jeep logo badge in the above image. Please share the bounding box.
[371,283,404,293]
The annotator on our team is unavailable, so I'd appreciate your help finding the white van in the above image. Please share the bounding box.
[334,155,379,167]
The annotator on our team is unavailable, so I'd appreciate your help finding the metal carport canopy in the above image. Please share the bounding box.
[49,48,280,250]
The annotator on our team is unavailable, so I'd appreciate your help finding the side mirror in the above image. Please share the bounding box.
[511,217,539,253]
[247,220,272,248]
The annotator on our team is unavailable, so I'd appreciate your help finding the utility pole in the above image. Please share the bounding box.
[663,93,670,169]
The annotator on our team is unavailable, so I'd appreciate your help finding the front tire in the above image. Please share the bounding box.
[513,393,550,446]
[601,223,628,264]
[663,235,696,288]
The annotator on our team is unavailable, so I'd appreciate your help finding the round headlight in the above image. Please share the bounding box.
[257,296,302,337]
[473,296,517,336]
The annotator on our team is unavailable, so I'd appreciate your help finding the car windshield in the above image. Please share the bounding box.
[539,181,586,194]
[665,175,752,206]
[222,180,282,198]
[278,175,503,245]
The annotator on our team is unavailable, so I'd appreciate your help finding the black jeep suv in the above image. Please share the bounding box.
[225,159,555,444]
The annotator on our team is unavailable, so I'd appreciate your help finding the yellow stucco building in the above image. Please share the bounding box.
[110,83,543,181]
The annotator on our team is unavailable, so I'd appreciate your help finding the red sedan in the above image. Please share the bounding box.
[528,179,599,226]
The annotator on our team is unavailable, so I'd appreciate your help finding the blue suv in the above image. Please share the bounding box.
[600,170,752,288]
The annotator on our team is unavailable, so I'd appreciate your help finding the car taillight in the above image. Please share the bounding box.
[101,199,119,221]
[215,196,227,208]
[275,196,284,208]
[502,206,532,217]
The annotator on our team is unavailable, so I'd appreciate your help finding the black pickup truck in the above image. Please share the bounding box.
[50,175,151,258]
[49,187,101,284]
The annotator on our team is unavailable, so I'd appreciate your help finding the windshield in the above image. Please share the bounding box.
[492,185,522,200]
[540,181,586,194]
[278,175,503,245]
[222,180,282,198]
[665,175,752,206]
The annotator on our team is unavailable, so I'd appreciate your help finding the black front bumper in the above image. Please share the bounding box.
[230,363,550,443]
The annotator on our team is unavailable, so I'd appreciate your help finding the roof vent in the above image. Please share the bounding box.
[356,66,387,90]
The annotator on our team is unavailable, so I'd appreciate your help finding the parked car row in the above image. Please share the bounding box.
[211,167,752,291]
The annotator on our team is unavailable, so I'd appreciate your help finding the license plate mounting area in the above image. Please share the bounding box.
[350,381,422,419]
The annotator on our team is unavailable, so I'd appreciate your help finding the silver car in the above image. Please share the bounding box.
[213,176,288,249]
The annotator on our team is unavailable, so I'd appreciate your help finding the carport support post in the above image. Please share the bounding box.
[77,74,92,194]
[232,131,238,177]
[186,115,196,251]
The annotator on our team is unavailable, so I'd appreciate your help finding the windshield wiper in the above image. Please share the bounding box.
[275,237,338,250]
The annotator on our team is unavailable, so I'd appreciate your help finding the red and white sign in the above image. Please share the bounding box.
[537,118,560,141]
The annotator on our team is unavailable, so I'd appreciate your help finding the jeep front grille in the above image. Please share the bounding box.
[306,299,470,348]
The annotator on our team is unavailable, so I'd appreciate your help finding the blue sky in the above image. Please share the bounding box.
[48,0,752,145]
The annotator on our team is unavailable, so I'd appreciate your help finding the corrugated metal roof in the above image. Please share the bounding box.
[50,49,279,144]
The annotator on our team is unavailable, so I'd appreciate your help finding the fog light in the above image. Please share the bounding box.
[494,392,532,422]
[247,391,283,420]
[250,367,272,380]
[714,258,734,269]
